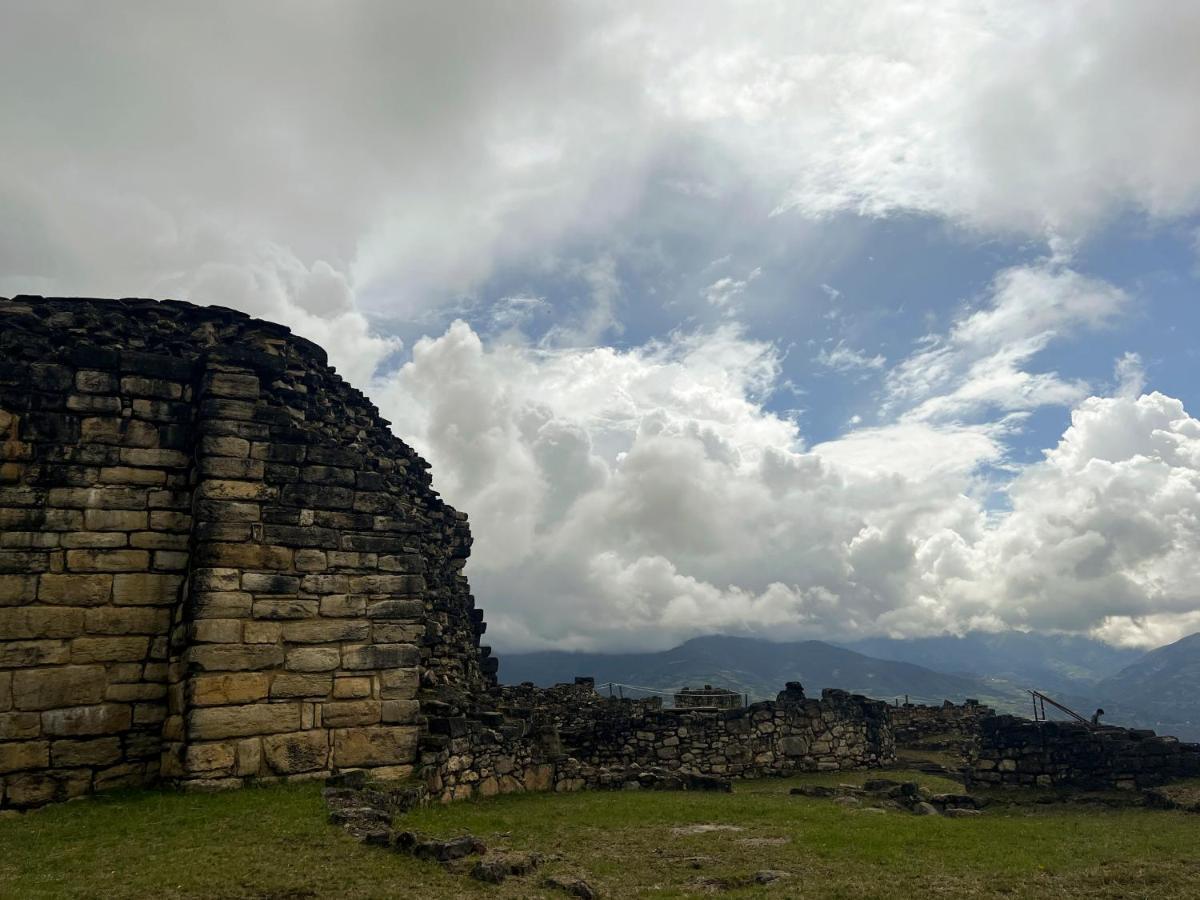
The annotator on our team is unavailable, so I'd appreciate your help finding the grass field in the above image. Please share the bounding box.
[2,769,1198,899]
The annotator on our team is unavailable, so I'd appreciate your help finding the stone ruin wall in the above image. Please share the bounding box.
[968,715,1200,790]
[888,699,995,751]
[420,681,896,803]
[0,296,490,810]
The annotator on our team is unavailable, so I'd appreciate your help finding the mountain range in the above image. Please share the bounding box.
[498,631,1200,741]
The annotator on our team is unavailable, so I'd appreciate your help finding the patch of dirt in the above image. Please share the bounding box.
[670,823,744,836]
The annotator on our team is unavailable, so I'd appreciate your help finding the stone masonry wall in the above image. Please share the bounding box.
[0,296,490,809]
[968,715,1200,790]
[888,699,994,748]
[419,681,895,803]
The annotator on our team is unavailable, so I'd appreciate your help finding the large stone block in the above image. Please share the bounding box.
[193,542,292,570]
[0,573,38,605]
[112,573,183,606]
[195,499,260,522]
[348,574,425,595]
[60,532,128,549]
[121,448,190,469]
[378,668,419,700]
[49,487,147,510]
[4,771,72,807]
[84,607,170,635]
[372,623,424,644]
[198,458,265,481]
[188,673,270,707]
[0,551,50,574]
[0,711,42,740]
[42,704,133,736]
[235,737,262,776]
[199,435,250,458]
[262,730,329,774]
[65,549,151,572]
[381,700,419,724]
[0,741,50,774]
[294,549,328,572]
[332,677,372,700]
[191,568,241,592]
[341,644,419,671]
[149,510,192,532]
[76,370,117,393]
[188,703,301,740]
[190,619,243,644]
[187,645,284,672]
[51,737,122,767]
[365,599,423,620]
[0,607,85,639]
[191,591,253,618]
[299,574,350,594]
[120,375,182,399]
[83,509,149,532]
[36,574,113,606]
[241,573,300,594]
[331,726,418,768]
[0,640,70,668]
[319,595,365,618]
[204,372,260,400]
[242,621,281,643]
[321,700,381,728]
[13,666,106,711]
[280,620,370,644]
[285,647,340,672]
[195,480,274,502]
[269,673,332,699]
[280,483,354,510]
[183,741,236,773]
[260,524,340,549]
[251,598,318,620]
[70,636,149,663]
[0,671,9,712]
[98,466,167,486]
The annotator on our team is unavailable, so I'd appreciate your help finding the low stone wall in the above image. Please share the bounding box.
[889,699,994,748]
[967,715,1200,790]
[419,681,895,803]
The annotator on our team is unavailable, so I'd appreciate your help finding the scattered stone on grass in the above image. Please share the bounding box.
[737,836,790,846]
[929,793,984,810]
[694,870,793,891]
[862,779,900,792]
[790,785,837,797]
[469,852,544,884]
[393,831,487,862]
[753,870,792,884]
[544,875,599,898]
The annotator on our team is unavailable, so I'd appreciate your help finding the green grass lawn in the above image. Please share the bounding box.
[2,770,1198,899]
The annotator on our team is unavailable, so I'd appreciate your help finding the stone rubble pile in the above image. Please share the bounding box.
[791,778,986,816]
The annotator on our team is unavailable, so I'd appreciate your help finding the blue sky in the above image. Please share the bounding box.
[5,1,1200,652]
